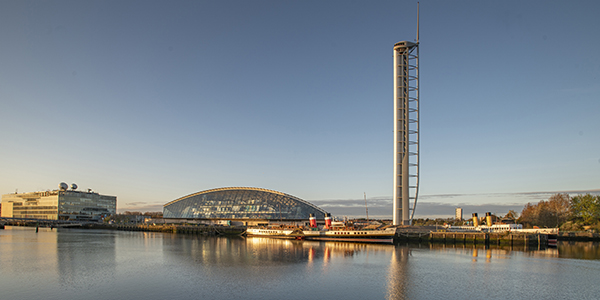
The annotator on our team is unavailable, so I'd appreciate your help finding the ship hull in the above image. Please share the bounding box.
[247,227,397,244]
[302,229,396,244]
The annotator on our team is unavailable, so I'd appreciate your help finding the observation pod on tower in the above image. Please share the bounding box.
[393,23,420,225]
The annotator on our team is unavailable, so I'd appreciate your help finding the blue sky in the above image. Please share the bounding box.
[1,0,599,218]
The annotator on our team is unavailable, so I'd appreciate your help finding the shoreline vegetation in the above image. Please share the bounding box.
[521,193,600,232]
[411,193,600,233]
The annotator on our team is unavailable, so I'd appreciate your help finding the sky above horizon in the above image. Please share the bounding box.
[1,0,599,218]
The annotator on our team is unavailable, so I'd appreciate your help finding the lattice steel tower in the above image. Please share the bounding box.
[393,5,419,225]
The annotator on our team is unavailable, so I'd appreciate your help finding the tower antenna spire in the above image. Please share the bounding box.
[364,192,369,222]
[418,2,420,43]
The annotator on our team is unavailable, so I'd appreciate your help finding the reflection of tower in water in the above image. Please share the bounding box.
[386,247,411,299]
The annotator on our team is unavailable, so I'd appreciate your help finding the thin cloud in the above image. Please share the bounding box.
[310,189,600,219]
[118,203,164,213]
[114,189,600,217]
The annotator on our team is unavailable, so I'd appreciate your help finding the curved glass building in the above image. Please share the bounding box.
[163,187,327,221]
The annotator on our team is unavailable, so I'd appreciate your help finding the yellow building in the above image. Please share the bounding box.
[1,183,116,221]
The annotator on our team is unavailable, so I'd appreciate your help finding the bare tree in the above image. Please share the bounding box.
[504,210,519,220]
[548,194,571,227]
[519,194,571,228]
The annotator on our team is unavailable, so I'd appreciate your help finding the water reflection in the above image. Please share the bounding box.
[557,241,600,260]
[162,235,397,266]
[0,226,58,268]
[0,226,118,294]
[2,227,600,300]
[386,246,411,299]
[159,235,401,298]
[422,242,564,263]
[55,228,117,289]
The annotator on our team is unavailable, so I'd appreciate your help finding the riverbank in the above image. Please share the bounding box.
[557,231,600,241]
[0,219,245,236]
[394,226,600,243]
[88,223,246,235]
[3,220,599,244]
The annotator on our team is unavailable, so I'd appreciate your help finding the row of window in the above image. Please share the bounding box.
[14,214,57,219]
[13,206,58,210]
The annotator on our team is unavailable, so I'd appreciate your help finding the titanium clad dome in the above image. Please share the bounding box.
[163,187,327,220]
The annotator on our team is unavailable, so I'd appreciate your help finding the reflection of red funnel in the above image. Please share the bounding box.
[308,247,315,262]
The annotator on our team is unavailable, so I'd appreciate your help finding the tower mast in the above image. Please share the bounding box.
[393,3,420,225]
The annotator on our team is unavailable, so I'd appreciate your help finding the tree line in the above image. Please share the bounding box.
[518,193,600,231]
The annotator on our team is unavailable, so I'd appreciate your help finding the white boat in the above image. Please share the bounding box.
[246,225,397,244]
[246,226,304,239]
[444,224,559,234]
[444,224,523,232]
[302,227,397,244]
[246,213,397,244]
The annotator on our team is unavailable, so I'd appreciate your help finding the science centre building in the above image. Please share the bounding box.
[163,187,328,225]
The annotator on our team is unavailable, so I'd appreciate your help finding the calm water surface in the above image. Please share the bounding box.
[1,226,599,300]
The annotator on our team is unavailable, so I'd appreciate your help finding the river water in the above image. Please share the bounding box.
[1,226,599,300]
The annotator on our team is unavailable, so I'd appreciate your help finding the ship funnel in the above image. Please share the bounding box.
[324,213,332,229]
[485,212,492,226]
[309,213,317,228]
[472,213,479,227]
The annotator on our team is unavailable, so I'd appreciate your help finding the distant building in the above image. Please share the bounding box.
[1,183,116,221]
[455,207,463,220]
[163,187,328,226]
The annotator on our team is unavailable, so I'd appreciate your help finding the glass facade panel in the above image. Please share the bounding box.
[58,191,116,220]
[164,187,327,220]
